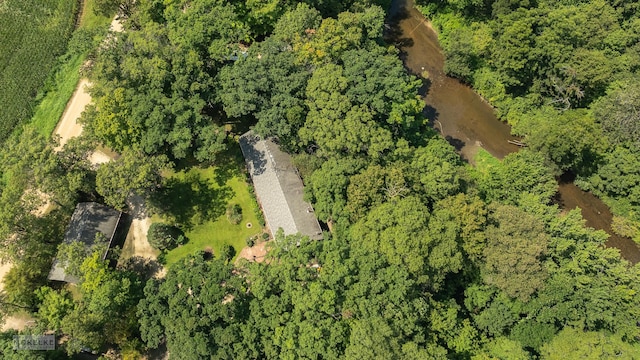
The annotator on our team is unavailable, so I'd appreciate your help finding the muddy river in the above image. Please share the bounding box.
[387,0,640,264]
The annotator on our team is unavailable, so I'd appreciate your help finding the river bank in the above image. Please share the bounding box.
[386,0,640,264]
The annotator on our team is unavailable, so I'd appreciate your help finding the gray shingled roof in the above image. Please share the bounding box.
[239,132,323,240]
[48,202,122,283]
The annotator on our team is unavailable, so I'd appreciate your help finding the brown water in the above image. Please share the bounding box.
[387,0,640,264]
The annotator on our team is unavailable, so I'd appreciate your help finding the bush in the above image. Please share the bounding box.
[246,237,255,247]
[226,204,243,225]
[220,244,236,262]
[147,223,185,251]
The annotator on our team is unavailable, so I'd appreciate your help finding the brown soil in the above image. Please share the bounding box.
[236,241,269,264]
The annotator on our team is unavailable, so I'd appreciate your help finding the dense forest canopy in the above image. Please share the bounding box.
[420,0,640,236]
[1,0,639,358]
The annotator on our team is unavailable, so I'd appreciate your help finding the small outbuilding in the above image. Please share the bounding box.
[239,131,323,240]
[48,202,123,283]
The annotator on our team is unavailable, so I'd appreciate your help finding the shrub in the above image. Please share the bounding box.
[246,237,255,247]
[147,223,184,251]
[220,244,236,262]
[226,204,243,225]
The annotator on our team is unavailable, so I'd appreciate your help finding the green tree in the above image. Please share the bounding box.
[218,38,310,149]
[409,138,463,204]
[301,63,394,158]
[480,149,557,205]
[351,196,463,289]
[36,287,74,332]
[592,78,640,146]
[61,251,143,355]
[472,337,529,360]
[137,253,248,359]
[482,205,549,301]
[514,107,604,173]
[540,327,640,359]
[95,149,170,209]
[588,145,640,207]
[147,223,183,251]
[305,157,365,224]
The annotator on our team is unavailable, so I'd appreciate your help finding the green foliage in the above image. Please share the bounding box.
[226,204,243,225]
[147,223,184,251]
[2,250,54,311]
[409,138,463,203]
[592,78,640,146]
[84,1,242,160]
[306,157,365,223]
[540,327,640,359]
[219,39,310,150]
[482,205,549,301]
[514,108,604,173]
[472,337,529,360]
[478,149,557,205]
[36,287,74,332]
[94,0,135,17]
[589,145,640,208]
[56,240,104,279]
[300,44,423,158]
[0,329,68,359]
[96,148,171,209]
[61,251,143,355]
[137,253,247,358]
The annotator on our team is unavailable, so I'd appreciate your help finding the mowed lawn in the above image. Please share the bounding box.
[157,154,263,267]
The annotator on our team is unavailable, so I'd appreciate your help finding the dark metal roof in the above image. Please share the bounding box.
[48,202,121,283]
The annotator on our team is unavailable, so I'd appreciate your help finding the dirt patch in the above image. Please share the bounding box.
[235,241,269,264]
[126,216,157,259]
[89,149,113,166]
[53,79,92,150]
[2,312,34,332]
[110,16,123,32]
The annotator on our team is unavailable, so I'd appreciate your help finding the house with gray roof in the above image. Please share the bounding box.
[239,131,323,240]
[48,202,122,283]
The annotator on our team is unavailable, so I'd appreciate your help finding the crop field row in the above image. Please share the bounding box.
[0,0,78,142]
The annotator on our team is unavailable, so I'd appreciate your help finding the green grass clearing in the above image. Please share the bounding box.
[79,0,113,29]
[32,54,85,136]
[154,150,263,267]
[30,0,112,137]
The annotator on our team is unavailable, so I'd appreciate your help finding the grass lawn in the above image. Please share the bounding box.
[156,147,264,267]
[31,0,112,137]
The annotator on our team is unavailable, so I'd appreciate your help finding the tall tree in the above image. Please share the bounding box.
[137,252,248,359]
[482,205,549,301]
[95,148,171,209]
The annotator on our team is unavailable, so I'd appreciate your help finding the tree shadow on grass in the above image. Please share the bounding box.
[211,141,247,187]
[149,171,234,231]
